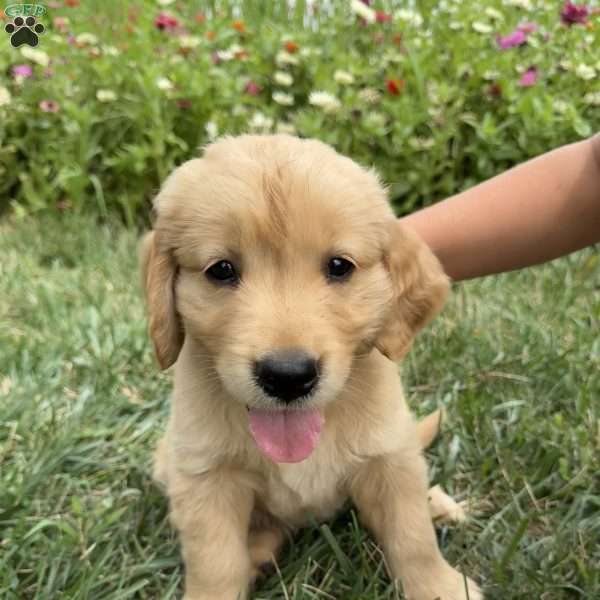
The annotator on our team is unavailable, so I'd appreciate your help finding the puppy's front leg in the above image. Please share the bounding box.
[350,449,481,600]
[168,470,254,600]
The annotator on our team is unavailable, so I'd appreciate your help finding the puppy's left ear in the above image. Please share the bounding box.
[375,223,450,362]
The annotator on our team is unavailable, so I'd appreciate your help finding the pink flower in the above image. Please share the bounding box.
[154,12,179,31]
[244,80,261,96]
[12,64,33,78]
[39,100,60,113]
[497,29,527,49]
[560,2,589,26]
[53,16,69,33]
[518,22,539,34]
[376,11,392,23]
[518,67,538,87]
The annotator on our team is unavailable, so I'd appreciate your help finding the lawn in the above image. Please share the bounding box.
[1,214,598,599]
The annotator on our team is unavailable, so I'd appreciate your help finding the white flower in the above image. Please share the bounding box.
[156,77,174,91]
[0,86,11,106]
[449,21,464,30]
[472,22,493,34]
[559,59,573,71]
[309,91,341,113]
[276,122,296,135]
[102,45,120,56]
[75,32,98,45]
[395,8,424,27]
[157,0,175,5]
[272,92,294,106]
[553,100,570,114]
[334,70,354,85]
[503,0,532,9]
[205,121,218,141]
[483,70,500,81]
[274,71,293,87]
[179,35,200,49]
[170,55,183,64]
[276,50,299,66]
[20,46,49,66]
[358,87,381,104]
[583,91,600,106]
[249,112,273,132]
[216,49,235,62]
[484,7,504,20]
[96,89,117,102]
[575,64,596,81]
[350,0,376,24]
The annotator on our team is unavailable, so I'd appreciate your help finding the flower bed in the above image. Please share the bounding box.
[0,0,598,223]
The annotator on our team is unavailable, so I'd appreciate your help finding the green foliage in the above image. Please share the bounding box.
[0,0,598,223]
[1,215,599,599]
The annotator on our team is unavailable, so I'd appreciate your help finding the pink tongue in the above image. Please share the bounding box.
[248,408,323,463]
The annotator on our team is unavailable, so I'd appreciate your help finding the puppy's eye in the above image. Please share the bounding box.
[327,257,355,281]
[206,260,239,285]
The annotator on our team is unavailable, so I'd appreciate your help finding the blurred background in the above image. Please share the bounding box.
[1,0,599,223]
[1,2,599,599]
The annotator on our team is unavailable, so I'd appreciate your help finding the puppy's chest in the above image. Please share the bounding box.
[261,453,350,525]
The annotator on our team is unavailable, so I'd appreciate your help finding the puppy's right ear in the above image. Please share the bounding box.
[140,231,184,369]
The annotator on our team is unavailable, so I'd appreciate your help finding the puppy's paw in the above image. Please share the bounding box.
[248,527,284,584]
[404,564,482,600]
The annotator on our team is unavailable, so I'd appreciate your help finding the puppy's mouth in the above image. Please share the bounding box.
[248,406,323,464]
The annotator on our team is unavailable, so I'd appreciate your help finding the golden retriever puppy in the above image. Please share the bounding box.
[142,135,481,600]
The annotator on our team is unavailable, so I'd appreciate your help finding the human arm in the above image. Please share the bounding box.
[400,133,600,281]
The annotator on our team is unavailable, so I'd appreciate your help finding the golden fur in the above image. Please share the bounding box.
[142,135,482,600]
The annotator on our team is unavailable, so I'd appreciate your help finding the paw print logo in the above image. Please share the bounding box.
[5,16,45,47]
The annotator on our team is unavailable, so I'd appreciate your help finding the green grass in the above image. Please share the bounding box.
[1,215,599,599]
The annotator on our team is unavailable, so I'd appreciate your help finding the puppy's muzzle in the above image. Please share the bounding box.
[254,349,319,403]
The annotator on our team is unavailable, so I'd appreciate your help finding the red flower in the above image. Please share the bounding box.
[154,12,179,31]
[231,20,245,33]
[560,2,589,26]
[376,11,392,23]
[177,99,192,110]
[284,40,299,53]
[195,13,206,24]
[386,78,405,95]
[64,0,80,6]
[244,80,261,96]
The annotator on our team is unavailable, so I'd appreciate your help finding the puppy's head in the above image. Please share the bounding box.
[142,135,448,462]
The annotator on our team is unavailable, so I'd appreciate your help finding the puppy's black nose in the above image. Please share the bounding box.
[254,350,319,403]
